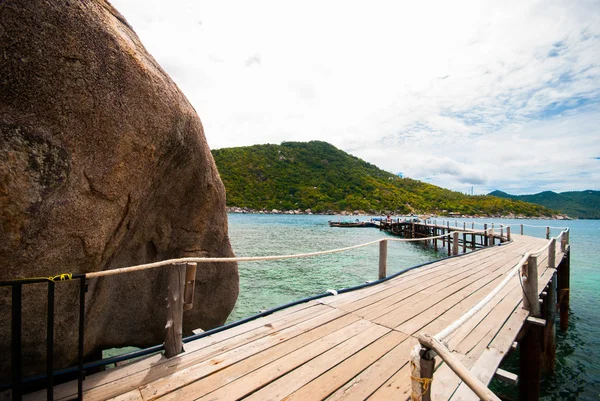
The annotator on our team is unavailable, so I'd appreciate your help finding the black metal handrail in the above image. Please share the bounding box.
[1,274,86,401]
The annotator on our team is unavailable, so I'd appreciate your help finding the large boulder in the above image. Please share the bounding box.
[0,0,238,378]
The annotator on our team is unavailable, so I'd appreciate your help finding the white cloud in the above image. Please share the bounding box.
[111,0,600,194]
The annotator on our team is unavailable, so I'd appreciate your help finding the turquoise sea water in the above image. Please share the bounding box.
[227,214,600,400]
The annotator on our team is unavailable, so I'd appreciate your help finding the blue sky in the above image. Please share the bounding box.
[112,0,600,195]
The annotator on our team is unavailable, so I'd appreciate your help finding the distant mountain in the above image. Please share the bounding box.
[211,141,555,217]
[489,190,600,219]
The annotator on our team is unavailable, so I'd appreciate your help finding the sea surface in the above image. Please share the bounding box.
[227,214,600,400]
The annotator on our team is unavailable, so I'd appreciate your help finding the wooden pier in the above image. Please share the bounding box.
[23,222,570,401]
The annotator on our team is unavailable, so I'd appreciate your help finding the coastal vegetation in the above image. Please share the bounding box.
[212,141,555,217]
[489,190,599,219]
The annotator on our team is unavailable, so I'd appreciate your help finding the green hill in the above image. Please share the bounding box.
[489,190,599,219]
[211,141,555,217]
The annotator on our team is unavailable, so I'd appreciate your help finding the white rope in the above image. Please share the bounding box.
[434,252,530,342]
[85,229,471,278]
[433,228,568,341]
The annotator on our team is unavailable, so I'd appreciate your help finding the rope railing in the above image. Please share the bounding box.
[409,228,569,401]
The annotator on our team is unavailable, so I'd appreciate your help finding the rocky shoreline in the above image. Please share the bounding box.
[225,206,572,220]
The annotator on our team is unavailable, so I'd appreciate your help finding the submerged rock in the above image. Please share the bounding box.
[0,0,238,378]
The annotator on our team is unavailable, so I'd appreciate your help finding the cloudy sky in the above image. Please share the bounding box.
[111,0,600,195]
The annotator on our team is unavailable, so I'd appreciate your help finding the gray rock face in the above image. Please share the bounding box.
[0,0,238,378]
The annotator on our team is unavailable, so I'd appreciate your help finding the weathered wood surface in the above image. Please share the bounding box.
[27,234,563,401]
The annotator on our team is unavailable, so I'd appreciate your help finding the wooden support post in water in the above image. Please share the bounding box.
[452,231,459,256]
[379,240,388,280]
[519,254,543,400]
[558,245,570,331]
[411,222,415,238]
[542,273,557,373]
[520,318,543,400]
[165,263,186,358]
[447,231,451,255]
[462,232,466,253]
[546,226,551,239]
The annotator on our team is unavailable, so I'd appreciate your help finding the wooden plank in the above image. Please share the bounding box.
[155,313,362,401]
[359,241,533,322]
[325,337,418,401]
[38,303,335,401]
[192,319,378,401]
[243,324,391,401]
[495,368,518,385]
[284,330,407,401]
[145,310,357,401]
[105,389,144,401]
[374,253,521,329]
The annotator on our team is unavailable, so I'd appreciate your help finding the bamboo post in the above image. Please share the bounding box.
[452,232,459,256]
[548,238,556,269]
[522,255,540,316]
[507,226,511,241]
[546,226,550,239]
[520,224,524,235]
[164,263,186,358]
[183,262,197,310]
[379,240,388,279]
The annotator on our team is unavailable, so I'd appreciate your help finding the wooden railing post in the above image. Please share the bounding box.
[489,228,495,246]
[471,222,474,229]
[183,262,197,310]
[483,224,488,246]
[560,229,569,252]
[165,263,186,358]
[379,240,388,279]
[520,224,524,235]
[546,226,550,240]
[506,226,511,241]
[452,232,459,255]
[462,232,466,253]
[413,346,435,401]
[548,238,556,269]
[522,255,540,316]
[500,225,504,239]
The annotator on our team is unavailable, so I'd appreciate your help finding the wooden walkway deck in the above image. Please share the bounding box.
[29,233,564,401]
